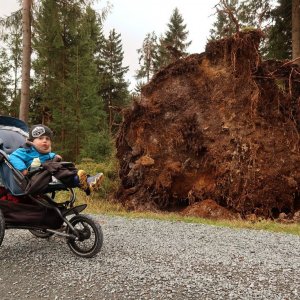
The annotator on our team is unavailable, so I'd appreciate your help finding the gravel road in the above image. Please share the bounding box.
[0,214,299,300]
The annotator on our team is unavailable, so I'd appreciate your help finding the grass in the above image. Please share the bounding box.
[70,193,300,236]
[65,160,300,236]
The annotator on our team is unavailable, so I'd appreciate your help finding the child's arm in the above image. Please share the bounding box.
[48,152,62,161]
[9,149,28,175]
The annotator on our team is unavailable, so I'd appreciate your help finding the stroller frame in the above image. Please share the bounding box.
[0,119,103,258]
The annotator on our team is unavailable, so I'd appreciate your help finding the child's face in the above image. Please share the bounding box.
[32,136,51,152]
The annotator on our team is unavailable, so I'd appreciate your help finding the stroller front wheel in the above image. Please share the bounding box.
[67,214,103,258]
[0,209,5,247]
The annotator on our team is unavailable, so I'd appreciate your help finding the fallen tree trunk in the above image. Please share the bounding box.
[116,30,300,219]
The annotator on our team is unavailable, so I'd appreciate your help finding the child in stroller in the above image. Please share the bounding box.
[10,124,104,195]
[0,116,103,258]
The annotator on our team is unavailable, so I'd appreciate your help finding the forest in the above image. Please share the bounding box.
[1,0,300,219]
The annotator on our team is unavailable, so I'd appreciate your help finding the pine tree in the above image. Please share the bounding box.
[136,31,159,83]
[99,28,129,133]
[155,7,191,70]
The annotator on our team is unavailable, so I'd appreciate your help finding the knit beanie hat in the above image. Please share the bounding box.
[28,124,53,141]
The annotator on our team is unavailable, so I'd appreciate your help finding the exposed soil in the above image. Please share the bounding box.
[115,30,300,220]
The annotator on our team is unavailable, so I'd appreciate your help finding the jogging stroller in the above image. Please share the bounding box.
[0,116,103,258]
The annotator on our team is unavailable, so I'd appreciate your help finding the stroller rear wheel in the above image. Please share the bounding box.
[0,209,5,246]
[67,214,103,258]
[29,229,54,238]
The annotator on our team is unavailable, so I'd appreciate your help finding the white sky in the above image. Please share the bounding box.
[0,0,219,90]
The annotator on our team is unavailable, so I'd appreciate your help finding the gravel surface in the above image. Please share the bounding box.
[0,214,299,300]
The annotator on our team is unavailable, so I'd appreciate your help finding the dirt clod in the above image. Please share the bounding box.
[181,199,237,220]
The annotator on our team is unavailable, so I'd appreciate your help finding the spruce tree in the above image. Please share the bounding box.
[266,0,291,59]
[32,0,68,145]
[155,7,191,70]
[72,6,111,161]
[33,0,110,161]
[99,28,129,133]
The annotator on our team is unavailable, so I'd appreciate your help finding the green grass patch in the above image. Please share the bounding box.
[74,196,300,236]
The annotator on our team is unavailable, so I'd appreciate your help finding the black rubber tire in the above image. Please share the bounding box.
[67,214,103,258]
[0,209,5,247]
[29,229,54,239]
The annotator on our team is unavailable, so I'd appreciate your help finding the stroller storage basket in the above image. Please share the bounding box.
[0,199,63,229]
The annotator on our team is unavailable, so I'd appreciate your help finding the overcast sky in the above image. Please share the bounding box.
[0,0,219,90]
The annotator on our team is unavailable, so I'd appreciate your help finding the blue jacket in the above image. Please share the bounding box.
[9,146,56,172]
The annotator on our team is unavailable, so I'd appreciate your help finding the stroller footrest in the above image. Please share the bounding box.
[62,204,87,217]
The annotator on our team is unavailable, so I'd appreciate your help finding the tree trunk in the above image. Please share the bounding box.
[19,0,32,122]
[292,0,300,63]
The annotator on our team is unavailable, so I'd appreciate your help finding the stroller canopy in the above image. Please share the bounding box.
[0,116,28,154]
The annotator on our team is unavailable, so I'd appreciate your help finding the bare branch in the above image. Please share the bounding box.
[219,0,240,33]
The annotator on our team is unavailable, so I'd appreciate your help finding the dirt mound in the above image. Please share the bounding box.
[115,30,300,219]
[181,199,237,220]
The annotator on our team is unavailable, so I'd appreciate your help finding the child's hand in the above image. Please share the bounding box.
[54,154,62,162]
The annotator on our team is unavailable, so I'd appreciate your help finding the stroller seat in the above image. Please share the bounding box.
[0,117,29,195]
[0,116,29,154]
[0,117,69,229]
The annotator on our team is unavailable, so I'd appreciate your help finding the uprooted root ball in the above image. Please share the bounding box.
[116,30,300,219]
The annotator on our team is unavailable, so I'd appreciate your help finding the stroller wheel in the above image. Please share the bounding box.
[29,229,54,239]
[67,214,103,258]
[0,209,5,246]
